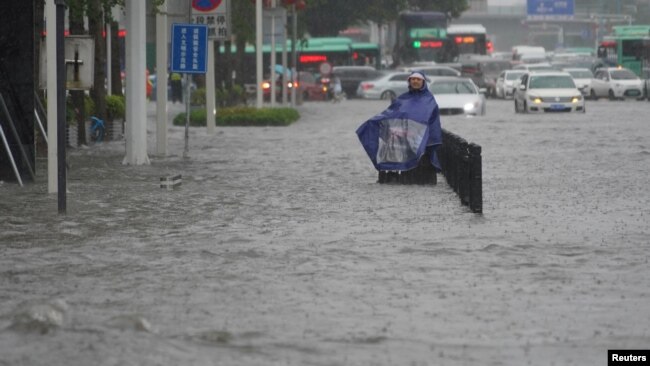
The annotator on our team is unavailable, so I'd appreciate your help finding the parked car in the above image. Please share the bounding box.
[428,77,486,116]
[478,59,513,98]
[563,67,593,96]
[332,66,382,98]
[513,71,585,113]
[588,67,644,100]
[459,57,512,98]
[357,71,412,100]
[495,70,526,99]
[262,71,327,102]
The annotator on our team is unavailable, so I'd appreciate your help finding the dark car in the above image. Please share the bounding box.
[332,66,382,98]
[262,71,327,102]
[461,58,512,98]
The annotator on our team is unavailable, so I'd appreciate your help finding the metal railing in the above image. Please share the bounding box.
[1,93,35,185]
[437,129,483,214]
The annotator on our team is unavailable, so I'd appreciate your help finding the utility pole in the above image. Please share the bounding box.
[55,0,67,214]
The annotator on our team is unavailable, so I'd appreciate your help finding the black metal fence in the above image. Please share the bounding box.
[375,129,483,214]
[437,129,483,214]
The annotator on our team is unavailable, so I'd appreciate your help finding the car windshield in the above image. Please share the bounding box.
[506,72,525,80]
[430,81,477,94]
[611,70,638,80]
[529,75,576,89]
[567,70,593,78]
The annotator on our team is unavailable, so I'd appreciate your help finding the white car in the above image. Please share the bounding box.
[400,65,461,77]
[513,71,585,113]
[588,67,645,100]
[428,77,486,116]
[563,68,593,96]
[495,70,526,99]
[643,67,650,101]
[512,62,556,72]
[356,71,412,100]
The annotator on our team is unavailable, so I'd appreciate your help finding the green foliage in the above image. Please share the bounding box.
[105,94,126,121]
[217,85,247,107]
[66,94,95,125]
[407,0,469,17]
[173,107,300,127]
[191,88,206,106]
[192,86,249,108]
[302,0,468,36]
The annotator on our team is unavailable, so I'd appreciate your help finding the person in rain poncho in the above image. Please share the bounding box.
[356,70,442,179]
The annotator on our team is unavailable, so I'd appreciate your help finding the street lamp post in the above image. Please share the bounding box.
[55,0,67,214]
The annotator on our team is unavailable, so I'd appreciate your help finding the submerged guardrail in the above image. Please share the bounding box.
[437,129,482,214]
[375,128,483,214]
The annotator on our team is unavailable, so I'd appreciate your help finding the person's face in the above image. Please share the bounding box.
[409,77,424,89]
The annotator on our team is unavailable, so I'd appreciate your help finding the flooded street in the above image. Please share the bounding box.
[1,98,650,365]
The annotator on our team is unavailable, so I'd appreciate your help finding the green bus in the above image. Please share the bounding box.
[351,42,381,69]
[218,37,358,84]
[597,25,650,76]
[296,37,354,71]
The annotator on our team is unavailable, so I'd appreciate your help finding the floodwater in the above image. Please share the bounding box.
[1,98,649,365]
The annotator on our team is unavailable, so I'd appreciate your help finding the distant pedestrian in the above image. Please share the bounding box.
[170,72,183,103]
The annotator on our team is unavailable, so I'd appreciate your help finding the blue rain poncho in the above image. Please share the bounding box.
[356,71,442,171]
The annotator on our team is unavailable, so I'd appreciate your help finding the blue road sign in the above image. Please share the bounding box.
[527,0,574,20]
[170,23,208,74]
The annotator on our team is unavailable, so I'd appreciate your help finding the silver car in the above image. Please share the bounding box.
[428,77,486,116]
[356,71,412,100]
[495,70,526,99]
[401,65,461,77]
[563,68,593,96]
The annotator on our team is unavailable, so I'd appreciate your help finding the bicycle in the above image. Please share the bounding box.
[89,116,105,143]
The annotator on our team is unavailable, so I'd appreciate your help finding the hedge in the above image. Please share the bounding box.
[173,107,300,127]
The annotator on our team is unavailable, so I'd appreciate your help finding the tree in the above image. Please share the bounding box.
[301,0,468,36]
[407,0,469,18]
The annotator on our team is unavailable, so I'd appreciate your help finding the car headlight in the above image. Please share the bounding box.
[528,95,542,104]
[464,102,478,112]
[571,95,583,103]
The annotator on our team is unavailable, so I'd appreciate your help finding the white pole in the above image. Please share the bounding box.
[46,0,58,193]
[290,4,297,107]
[206,40,216,134]
[256,0,263,108]
[106,17,112,96]
[282,14,288,106]
[156,0,168,155]
[270,8,276,108]
[123,0,150,165]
